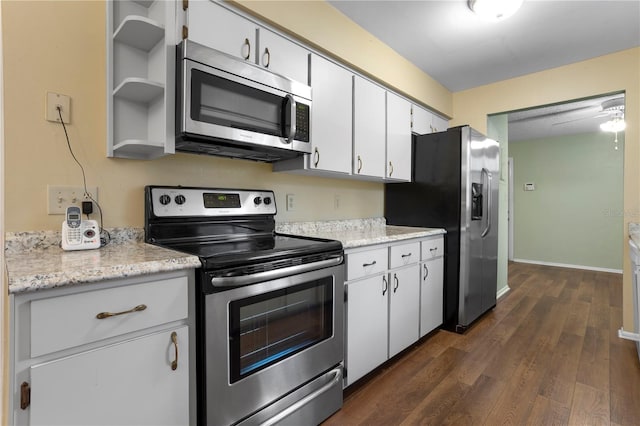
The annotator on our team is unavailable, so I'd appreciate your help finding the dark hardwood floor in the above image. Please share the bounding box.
[324,262,640,425]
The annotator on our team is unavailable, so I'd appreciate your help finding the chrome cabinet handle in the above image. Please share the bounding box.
[263,47,270,68]
[243,38,251,60]
[423,264,429,280]
[171,332,179,371]
[382,276,388,296]
[362,260,377,267]
[357,155,362,173]
[96,304,147,319]
[313,147,320,167]
[389,161,394,177]
[393,274,399,293]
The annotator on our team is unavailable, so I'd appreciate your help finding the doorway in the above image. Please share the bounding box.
[505,92,625,273]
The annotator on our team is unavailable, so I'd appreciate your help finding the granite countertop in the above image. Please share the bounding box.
[6,219,444,294]
[5,228,200,295]
[277,218,446,249]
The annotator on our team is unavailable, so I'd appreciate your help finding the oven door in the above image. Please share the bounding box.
[178,50,311,155]
[201,263,344,426]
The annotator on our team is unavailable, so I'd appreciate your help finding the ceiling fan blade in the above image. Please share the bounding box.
[552,114,607,126]
[509,105,600,123]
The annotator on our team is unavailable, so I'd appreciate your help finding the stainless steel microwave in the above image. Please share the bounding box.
[176,40,312,162]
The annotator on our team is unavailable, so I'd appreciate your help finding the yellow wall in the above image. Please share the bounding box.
[451,47,640,329]
[1,0,452,232]
[1,0,637,350]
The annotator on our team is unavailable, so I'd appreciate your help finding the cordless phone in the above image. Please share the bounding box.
[61,206,100,251]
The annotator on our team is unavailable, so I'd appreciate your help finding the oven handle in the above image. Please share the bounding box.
[210,255,343,287]
[259,366,343,426]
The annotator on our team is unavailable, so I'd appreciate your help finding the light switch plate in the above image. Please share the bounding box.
[48,185,97,214]
[46,92,71,123]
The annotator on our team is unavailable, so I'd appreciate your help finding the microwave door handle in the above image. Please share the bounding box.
[284,94,296,144]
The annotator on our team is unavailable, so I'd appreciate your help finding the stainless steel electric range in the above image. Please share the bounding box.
[145,186,345,426]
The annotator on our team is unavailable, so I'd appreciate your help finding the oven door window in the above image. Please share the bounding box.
[229,278,333,383]
[191,69,284,138]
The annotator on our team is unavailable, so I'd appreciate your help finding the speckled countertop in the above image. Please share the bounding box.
[6,219,444,294]
[5,228,200,295]
[277,218,446,249]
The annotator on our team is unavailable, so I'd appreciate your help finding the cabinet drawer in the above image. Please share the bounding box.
[389,241,420,268]
[421,237,444,260]
[346,248,388,281]
[31,276,188,357]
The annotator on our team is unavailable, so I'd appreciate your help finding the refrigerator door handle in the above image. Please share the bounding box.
[481,168,492,238]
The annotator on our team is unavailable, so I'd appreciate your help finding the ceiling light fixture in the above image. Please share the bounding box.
[468,0,524,21]
[599,99,625,150]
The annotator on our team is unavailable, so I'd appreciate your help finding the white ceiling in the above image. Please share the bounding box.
[328,0,639,141]
[328,0,640,92]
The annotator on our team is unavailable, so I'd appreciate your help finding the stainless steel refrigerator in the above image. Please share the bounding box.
[385,125,499,333]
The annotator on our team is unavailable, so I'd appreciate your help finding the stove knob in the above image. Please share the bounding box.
[254,197,262,205]
[263,197,272,205]
[159,194,171,205]
[175,194,186,205]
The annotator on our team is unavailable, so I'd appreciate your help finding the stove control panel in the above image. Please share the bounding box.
[149,187,277,217]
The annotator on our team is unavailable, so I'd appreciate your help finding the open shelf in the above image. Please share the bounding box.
[113,78,164,104]
[112,139,168,160]
[113,15,164,52]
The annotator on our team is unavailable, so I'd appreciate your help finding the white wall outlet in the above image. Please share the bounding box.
[334,194,341,210]
[523,182,536,191]
[48,185,98,215]
[46,92,71,123]
[286,193,295,211]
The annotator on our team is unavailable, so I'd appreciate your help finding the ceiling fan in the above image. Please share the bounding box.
[551,97,625,127]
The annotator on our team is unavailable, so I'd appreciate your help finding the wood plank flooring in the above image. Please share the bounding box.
[323,262,640,425]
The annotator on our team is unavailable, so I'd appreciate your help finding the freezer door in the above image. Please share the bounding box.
[458,127,499,329]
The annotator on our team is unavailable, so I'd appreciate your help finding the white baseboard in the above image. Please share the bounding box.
[512,258,622,274]
[496,285,511,299]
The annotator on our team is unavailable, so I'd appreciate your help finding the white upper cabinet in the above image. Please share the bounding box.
[431,113,449,133]
[412,104,449,135]
[186,1,309,84]
[187,1,256,62]
[259,28,309,84]
[308,55,352,173]
[386,92,412,181]
[353,76,386,179]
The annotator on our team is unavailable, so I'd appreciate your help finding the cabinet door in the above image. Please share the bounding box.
[29,327,189,426]
[386,92,412,181]
[411,104,433,135]
[353,76,386,178]
[259,29,309,84]
[431,114,449,133]
[389,265,420,358]
[345,275,389,386]
[309,55,353,174]
[420,258,444,337]
[188,1,255,61]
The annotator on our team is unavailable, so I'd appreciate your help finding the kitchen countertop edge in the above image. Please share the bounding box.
[277,219,446,249]
[6,229,201,295]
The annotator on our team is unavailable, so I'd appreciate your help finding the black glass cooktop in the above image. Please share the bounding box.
[164,233,343,270]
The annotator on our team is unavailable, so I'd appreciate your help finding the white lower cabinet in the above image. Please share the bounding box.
[420,258,444,337]
[388,265,420,358]
[344,237,442,387]
[10,271,193,426]
[29,327,189,426]
[345,274,389,385]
